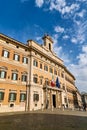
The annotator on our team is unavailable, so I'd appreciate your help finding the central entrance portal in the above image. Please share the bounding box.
[52,95,56,108]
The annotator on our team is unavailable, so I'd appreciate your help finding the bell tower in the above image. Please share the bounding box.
[42,34,53,52]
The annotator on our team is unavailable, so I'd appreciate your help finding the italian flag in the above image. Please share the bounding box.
[51,75,55,87]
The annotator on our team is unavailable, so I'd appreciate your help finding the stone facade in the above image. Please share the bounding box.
[0,33,82,112]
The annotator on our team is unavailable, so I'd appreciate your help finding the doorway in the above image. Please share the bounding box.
[52,95,56,108]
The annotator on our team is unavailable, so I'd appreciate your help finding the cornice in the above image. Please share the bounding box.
[0,33,28,49]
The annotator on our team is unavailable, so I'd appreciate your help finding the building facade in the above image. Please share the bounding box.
[81,92,87,106]
[0,33,81,112]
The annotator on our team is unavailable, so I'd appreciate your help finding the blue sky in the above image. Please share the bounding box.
[0,0,87,92]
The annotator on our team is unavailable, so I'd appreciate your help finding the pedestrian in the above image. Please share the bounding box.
[83,103,86,111]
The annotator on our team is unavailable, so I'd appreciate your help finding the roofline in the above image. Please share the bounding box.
[0,33,28,49]
[0,33,75,80]
[64,67,75,80]
[27,39,63,62]
[28,40,75,80]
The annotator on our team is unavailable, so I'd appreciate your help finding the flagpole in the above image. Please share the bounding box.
[45,78,48,109]
[64,71,69,108]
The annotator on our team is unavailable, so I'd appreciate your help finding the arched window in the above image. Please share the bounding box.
[49,43,51,51]
[0,66,8,79]
[33,74,38,83]
[21,71,28,82]
[33,59,38,67]
[11,69,18,81]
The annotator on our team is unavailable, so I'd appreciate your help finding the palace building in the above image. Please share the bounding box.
[0,33,82,112]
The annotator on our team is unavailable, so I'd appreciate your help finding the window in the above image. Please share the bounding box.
[45,80,49,85]
[49,67,53,73]
[33,59,38,67]
[33,77,38,83]
[13,54,20,61]
[40,63,42,69]
[12,73,18,80]
[0,92,4,101]
[44,65,48,71]
[10,103,14,107]
[2,50,9,58]
[9,93,17,102]
[33,93,39,101]
[16,46,19,48]
[54,70,57,75]
[0,71,6,79]
[58,70,60,76]
[64,97,67,103]
[21,75,27,82]
[40,79,43,85]
[61,73,64,78]
[63,85,65,90]
[20,93,26,102]
[22,57,28,64]
[49,43,51,51]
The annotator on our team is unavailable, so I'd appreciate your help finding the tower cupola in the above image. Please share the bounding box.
[42,34,53,51]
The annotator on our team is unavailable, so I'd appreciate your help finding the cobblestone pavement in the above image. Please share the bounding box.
[0,108,87,117]
[0,109,87,130]
[32,108,87,117]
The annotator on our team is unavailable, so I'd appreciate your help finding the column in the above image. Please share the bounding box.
[56,91,58,108]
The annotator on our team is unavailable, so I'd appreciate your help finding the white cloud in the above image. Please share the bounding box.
[77,10,86,18]
[35,36,43,44]
[49,1,80,16]
[54,45,70,64]
[35,0,80,17]
[68,45,87,92]
[49,0,66,11]
[73,9,86,25]
[71,37,77,44]
[52,34,71,64]
[54,26,64,33]
[71,19,87,44]
[63,35,69,39]
[36,36,42,41]
[52,34,59,44]
[35,0,44,7]
[77,46,87,66]
[61,4,79,15]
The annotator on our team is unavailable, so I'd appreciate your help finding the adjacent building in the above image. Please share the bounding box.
[81,92,87,106]
[0,33,82,112]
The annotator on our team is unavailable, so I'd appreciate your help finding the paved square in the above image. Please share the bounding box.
[0,109,87,130]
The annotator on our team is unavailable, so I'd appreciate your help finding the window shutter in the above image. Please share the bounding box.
[0,92,4,100]
[9,93,11,101]
[18,55,20,61]
[11,73,13,80]
[22,57,24,63]
[25,75,27,81]
[14,93,16,101]
[8,52,10,58]
[0,92,2,100]
[4,72,6,78]
[13,54,15,60]
[26,58,28,64]
[21,75,23,81]
[16,74,18,80]
[33,94,35,101]
[2,50,4,56]
[24,94,26,100]
[1,92,4,100]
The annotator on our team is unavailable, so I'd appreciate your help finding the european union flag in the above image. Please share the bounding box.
[56,77,60,88]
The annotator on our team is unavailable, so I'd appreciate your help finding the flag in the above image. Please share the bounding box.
[51,80,55,87]
[56,77,60,88]
[51,75,55,87]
